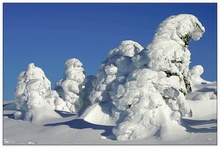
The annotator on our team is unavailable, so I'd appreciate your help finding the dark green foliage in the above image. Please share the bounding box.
[180,33,192,47]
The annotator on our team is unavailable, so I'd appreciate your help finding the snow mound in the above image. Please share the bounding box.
[190,65,211,85]
[191,92,216,100]
[108,40,144,57]
[80,100,116,126]
[14,63,61,123]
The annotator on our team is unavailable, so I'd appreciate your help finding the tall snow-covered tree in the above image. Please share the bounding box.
[14,63,60,123]
[54,58,86,113]
[111,14,205,140]
[147,14,205,94]
[81,14,205,141]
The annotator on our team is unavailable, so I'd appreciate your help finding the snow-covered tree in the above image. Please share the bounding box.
[89,40,144,104]
[14,63,60,123]
[81,14,205,141]
[54,58,86,113]
[147,14,205,94]
[110,14,205,140]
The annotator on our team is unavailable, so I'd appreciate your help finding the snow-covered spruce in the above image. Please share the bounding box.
[54,58,86,113]
[88,40,144,105]
[110,14,205,141]
[147,14,205,94]
[14,63,60,123]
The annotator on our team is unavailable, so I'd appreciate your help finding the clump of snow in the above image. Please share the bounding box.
[108,40,144,57]
[14,63,61,123]
[190,65,211,85]
[54,58,86,113]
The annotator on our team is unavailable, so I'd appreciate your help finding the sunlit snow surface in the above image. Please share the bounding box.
[3,82,217,144]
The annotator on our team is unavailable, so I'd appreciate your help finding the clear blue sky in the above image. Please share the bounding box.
[3,3,217,101]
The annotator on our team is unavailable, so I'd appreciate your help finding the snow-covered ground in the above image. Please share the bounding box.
[3,82,217,145]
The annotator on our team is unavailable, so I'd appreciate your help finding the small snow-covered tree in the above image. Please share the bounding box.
[14,63,60,123]
[54,58,86,113]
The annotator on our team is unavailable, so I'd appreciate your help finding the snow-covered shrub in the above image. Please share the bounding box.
[190,65,211,85]
[147,14,205,94]
[14,63,60,123]
[54,58,86,113]
[89,40,144,104]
